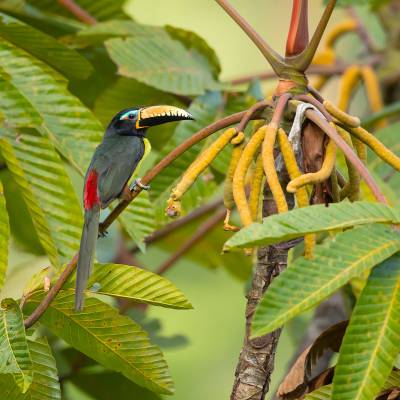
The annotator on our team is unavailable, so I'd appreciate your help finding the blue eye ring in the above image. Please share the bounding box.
[120,110,138,120]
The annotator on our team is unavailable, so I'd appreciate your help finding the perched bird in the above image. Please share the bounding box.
[75,105,194,311]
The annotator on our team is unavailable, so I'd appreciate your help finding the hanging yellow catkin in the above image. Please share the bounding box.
[166,127,238,217]
[335,124,360,201]
[287,138,337,193]
[324,99,360,128]
[262,123,288,214]
[349,126,400,171]
[223,132,245,231]
[324,19,357,48]
[337,65,361,111]
[249,152,264,221]
[277,128,315,259]
[233,125,268,226]
[360,66,387,129]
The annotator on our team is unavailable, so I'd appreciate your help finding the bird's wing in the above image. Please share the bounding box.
[90,137,144,208]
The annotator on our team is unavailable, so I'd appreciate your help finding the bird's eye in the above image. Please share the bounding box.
[128,113,135,120]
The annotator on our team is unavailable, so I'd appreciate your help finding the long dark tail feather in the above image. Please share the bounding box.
[75,205,100,311]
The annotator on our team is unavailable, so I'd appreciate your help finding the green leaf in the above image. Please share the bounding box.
[105,35,220,96]
[64,262,192,309]
[165,25,221,79]
[224,201,400,251]
[0,180,9,290]
[25,0,127,21]
[0,298,32,393]
[0,12,92,79]
[251,224,400,337]
[332,254,400,400]
[0,128,82,268]
[305,385,332,400]
[25,291,174,395]
[0,76,42,128]
[0,336,62,399]
[0,37,103,173]
[150,92,223,201]
[118,191,156,253]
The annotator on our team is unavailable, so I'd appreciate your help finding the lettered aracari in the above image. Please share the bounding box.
[75,105,193,311]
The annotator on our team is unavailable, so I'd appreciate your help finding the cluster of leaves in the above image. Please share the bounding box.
[0,0,258,397]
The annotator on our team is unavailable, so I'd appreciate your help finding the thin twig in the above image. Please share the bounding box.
[237,100,271,132]
[293,95,332,121]
[305,109,387,204]
[155,208,226,276]
[57,0,97,25]
[214,0,285,75]
[23,109,267,328]
[130,198,223,252]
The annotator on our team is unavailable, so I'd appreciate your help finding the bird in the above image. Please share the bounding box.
[75,105,194,311]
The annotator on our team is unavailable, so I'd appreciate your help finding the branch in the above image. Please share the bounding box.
[289,0,337,71]
[57,0,97,25]
[130,198,224,252]
[23,109,268,328]
[155,207,226,276]
[214,0,285,75]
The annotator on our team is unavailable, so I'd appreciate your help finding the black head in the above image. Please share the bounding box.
[106,105,194,137]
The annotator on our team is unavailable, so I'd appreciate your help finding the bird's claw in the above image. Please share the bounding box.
[98,229,108,238]
[130,178,150,192]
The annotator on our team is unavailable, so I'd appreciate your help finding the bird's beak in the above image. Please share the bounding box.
[136,105,194,129]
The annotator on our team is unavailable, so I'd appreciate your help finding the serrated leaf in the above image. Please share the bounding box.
[0,128,82,268]
[25,0,127,21]
[0,298,32,393]
[332,254,400,400]
[251,224,400,337]
[0,12,92,79]
[64,262,192,309]
[25,291,174,395]
[224,201,400,251]
[150,92,223,201]
[105,35,220,96]
[0,37,103,173]
[118,191,156,253]
[0,180,9,290]
[0,336,63,399]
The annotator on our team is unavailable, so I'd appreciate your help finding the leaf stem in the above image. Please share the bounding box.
[57,0,97,25]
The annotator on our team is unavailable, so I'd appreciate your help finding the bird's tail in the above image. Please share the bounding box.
[75,205,100,311]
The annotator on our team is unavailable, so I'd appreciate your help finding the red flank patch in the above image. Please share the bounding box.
[84,170,99,209]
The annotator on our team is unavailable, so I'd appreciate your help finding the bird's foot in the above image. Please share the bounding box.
[98,229,108,238]
[130,178,150,192]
